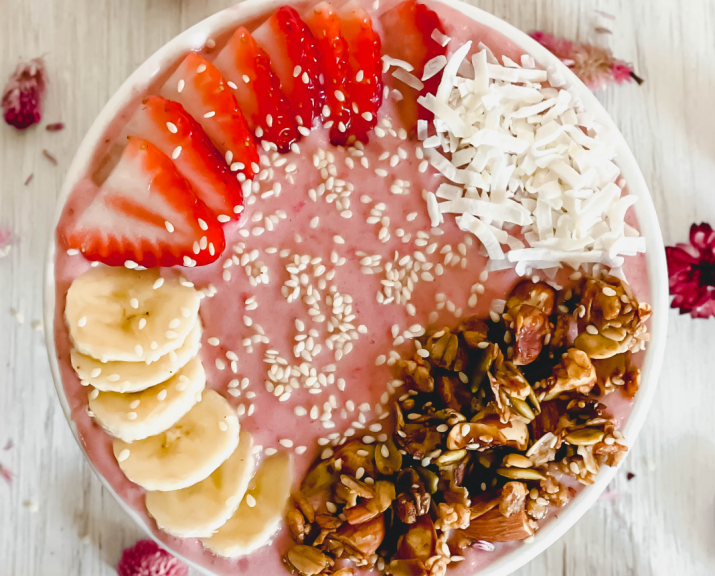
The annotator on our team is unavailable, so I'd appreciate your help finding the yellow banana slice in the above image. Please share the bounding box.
[72,320,202,393]
[65,266,200,363]
[146,430,255,538]
[202,451,293,557]
[89,356,205,442]
[113,390,239,491]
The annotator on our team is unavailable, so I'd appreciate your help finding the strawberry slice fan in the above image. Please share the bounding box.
[162,52,260,183]
[253,6,326,130]
[305,2,352,146]
[63,3,402,269]
[62,137,225,269]
[380,0,447,133]
[334,2,382,145]
[125,95,245,223]
[214,27,300,152]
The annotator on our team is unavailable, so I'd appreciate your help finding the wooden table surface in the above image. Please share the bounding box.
[1,0,713,574]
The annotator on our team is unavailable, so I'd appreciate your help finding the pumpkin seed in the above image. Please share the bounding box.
[509,397,535,421]
[496,467,545,481]
[502,453,533,469]
[564,428,604,446]
[435,449,467,467]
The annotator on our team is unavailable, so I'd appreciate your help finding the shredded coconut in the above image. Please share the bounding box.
[417,43,645,275]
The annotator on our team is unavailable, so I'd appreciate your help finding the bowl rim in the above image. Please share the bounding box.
[43,1,669,575]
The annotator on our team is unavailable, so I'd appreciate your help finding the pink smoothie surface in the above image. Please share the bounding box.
[52,1,651,574]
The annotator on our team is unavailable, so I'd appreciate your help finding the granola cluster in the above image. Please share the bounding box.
[283,274,651,576]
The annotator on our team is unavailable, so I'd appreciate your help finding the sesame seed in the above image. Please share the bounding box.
[166,122,178,133]
[117,449,130,462]
[245,494,257,508]
[203,111,216,118]
[177,79,185,93]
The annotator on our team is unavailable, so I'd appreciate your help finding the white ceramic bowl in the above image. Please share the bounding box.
[43,1,669,574]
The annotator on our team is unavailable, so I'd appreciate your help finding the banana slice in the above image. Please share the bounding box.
[113,390,239,491]
[146,430,255,538]
[89,356,206,442]
[202,451,293,557]
[65,266,200,363]
[72,320,203,393]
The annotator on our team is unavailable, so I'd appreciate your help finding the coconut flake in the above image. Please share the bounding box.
[431,29,451,47]
[382,55,414,72]
[457,214,505,260]
[422,55,448,81]
[436,41,472,103]
[415,40,644,275]
[392,68,424,91]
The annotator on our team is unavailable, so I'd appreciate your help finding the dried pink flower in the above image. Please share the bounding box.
[0,462,13,484]
[117,540,188,576]
[2,58,47,129]
[0,228,12,259]
[529,31,642,90]
[666,223,715,319]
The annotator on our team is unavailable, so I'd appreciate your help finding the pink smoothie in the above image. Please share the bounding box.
[52,1,651,574]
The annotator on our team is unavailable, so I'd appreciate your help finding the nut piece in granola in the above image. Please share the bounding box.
[538,348,597,401]
[283,545,331,576]
[574,275,651,359]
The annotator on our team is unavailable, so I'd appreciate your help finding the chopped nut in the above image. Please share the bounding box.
[401,359,434,393]
[334,514,385,558]
[385,559,428,576]
[397,514,437,561]
[499,482,528,518]
[506,280,556,315]
[574,275,650,359]
[460,508,534,542]
[511,304,550,365]
[284,545,330,575]
[287,508,307,543]
[468,491,502,520]
[435,502,470,530]
[539,348,596,401]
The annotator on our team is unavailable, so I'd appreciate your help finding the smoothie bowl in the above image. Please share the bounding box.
[43,0,668,575]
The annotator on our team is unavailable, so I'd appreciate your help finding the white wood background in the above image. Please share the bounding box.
[1,0,713,574]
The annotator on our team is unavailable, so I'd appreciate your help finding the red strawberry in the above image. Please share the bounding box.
[380,0,447,132]
[161,52,259,182]
[125,95,244,222]
[63,137,225,268]
[305,2,352,146]
[253,6,325,129]
[338,1,382,145]
[214,27,299,152]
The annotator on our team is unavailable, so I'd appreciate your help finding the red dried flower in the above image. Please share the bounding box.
[666,223,715,319]
[0,228,12,259]
[529,31,642,90]
[2,58,47,129]
[117,540,188,576]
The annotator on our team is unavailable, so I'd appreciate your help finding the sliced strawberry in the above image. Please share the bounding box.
[253,6,325,129]
[305,2,352,146]
[380,0,447,132]
[125,95,244,221]
[63,137,225,268]
[214,27,299,152]
[339,1,383,145]
[161,52,259,182]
